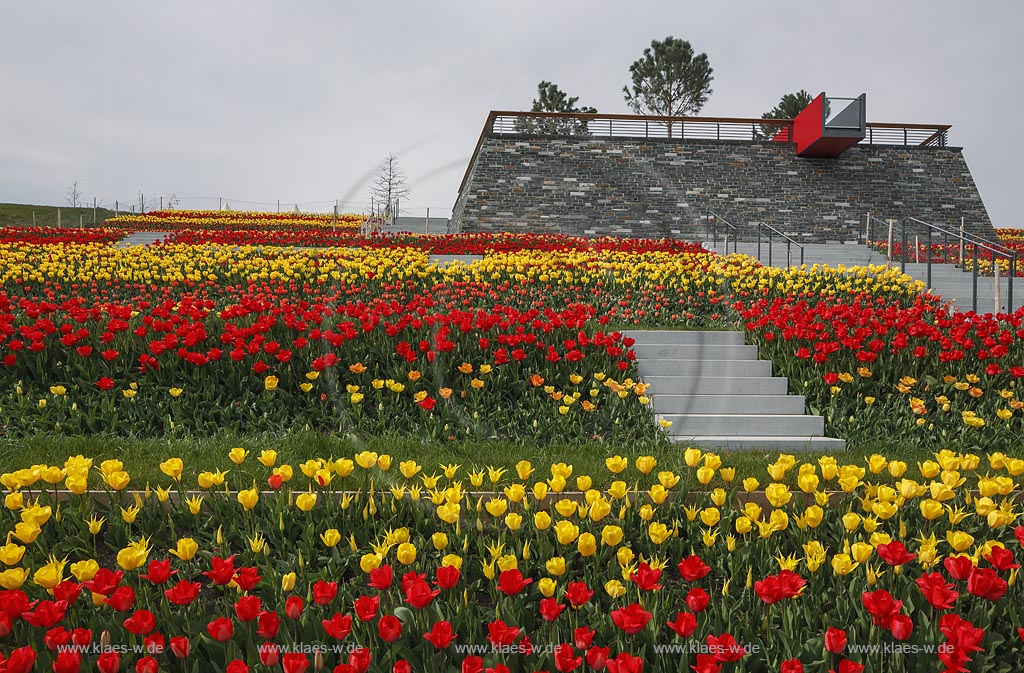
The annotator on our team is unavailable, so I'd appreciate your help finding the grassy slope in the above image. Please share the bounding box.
[0,202,118,228]
[0,432,951,488]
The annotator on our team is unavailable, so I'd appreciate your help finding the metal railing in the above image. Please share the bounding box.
[891,217,1017,313]
[756,221,805,267]
[704,209,739,254]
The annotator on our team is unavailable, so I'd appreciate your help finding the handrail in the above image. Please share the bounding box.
[896,216,1016,313]
[704,209,738,255]
[756,221,805,267]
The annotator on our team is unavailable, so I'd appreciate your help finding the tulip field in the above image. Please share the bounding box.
[2,211,1024,671]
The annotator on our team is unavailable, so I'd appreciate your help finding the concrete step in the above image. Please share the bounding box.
[638,359,772,377]
[650,394,806,415]
[624,330,745,345]
[661,413,823,436]
[669,435,847,451]
[642,376,790,396]
[630,344,758,360]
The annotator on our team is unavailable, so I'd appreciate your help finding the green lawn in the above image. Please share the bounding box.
[0,432,972,489]
[0,202,118,228]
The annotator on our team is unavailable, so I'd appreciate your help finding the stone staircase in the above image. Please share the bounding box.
[705,240,1015,313]
[115,231,172,247]
[625,330,846,451]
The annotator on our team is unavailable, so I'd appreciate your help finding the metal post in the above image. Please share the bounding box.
[865,212,870,244]
[995,258,1001,314]
[426,207,430,235]
[972,244,978,313]
[901,220,907,274]
[115,201,119,217]
[93,197,97,225]
[1009,252,1016,313]
[926,227,932,292]
[787,240,792,267]
[757,225,762,261]
[277,200,280,213]
[219,198,223,211]
[915,235,920,264]
[960,217,965,266]
[57,208,61,228]
[333,204,338,230]
[768,232,773,267]
[887,220,894,267]
[160,196,163,210]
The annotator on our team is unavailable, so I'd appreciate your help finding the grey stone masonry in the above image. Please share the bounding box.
[450,136,994,241]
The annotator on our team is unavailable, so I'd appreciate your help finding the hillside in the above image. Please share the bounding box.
[0,202,119,228]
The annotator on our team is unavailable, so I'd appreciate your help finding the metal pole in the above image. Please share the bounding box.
[787,240,792,267]
[1009,252,1015,313]
[757,225,762,261]
[926,227,932,292]
[768,232,773,267]
[93,197,97,225]
[865,212,870,244]
[901,220,907,274]
[277,200,280,213]
[972,244,978,313]
[915,235,920,264]
[219,198,223,211]
[995,257,1001,314]
[960,217,965,266]
[887,220,894,267]
[160,196,163,210]
[426,207,430,235]
[115,201,119,217]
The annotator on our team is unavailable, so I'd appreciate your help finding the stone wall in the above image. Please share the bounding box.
[450,135,994,241]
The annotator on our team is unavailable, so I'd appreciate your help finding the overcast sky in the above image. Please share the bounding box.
[1,1,1020,225]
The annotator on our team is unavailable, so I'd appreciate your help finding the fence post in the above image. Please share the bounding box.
[426,207,430,235]
[115,201,119,218]
[57,208,61,228]
[93,197,97,225]
[960,217,965,266]
[887,220,894,266]
[972,244,978,313]
[995,258,1001,314]
[1009,252,1016,313]
[900,220,907,274]
[219,198,223,211]
[865,212,870,244]
[926,227,932,292]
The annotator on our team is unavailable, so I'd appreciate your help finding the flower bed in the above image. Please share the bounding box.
[1,449,1022,672]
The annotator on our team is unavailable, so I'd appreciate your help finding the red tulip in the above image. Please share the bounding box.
[539,597,566,622]
[348,647,372,673]
[97,651,121,673]
[53,581,83,604]
[686,587,710,613]
[313,580,339,605]
[259,643,281,667]
[22,600,67,628]
[234,567,261,591]
[322,613,353,640]
[123,610,156,635]
[354,595,379,622]
[831,660,864,673]
[139,559,176,585]
[462,655,484,673]
[44,626,71,651]
[52,651,81,673]
[423,620,457,649]
[943,555,975,581]
[574,626,595,650]
[163,581,201,606]
[861,590,902,628]
[393,660,411,673]
[169,636,190,659]
[915,572,959,610]
[403,577,440,609]
[876,541,916,566]
[203,556,236,585]
[605,652,644,673]
[206,617,233,642]
[4,647,37,673]
[226,661,249,673]
[754,570,806,605]
[564,581,594,607]
[96,376,115,390]
[234,596,262,622]
[368,565,393,590]
[496,569,533,596]
[104,587,136,612]
[285,595,304,619]
[780,659,803,673]
[83,569,123,596]
[667,611,698,637]
[966,567,1007,601]
[378,615,402,642]
[135,657,158,673]
[984,546,1019,571]
[586,646,610,670]
[890,614,914,641]
[824,627,847,655]
[706,633,745,662]
[257,610,280,639]
[435,565,460,590]
[282,653,310,673]
[554,643,582,672]
[629,562,663,591]
[486,619,520,647]
[678,555,711,581]
[610,603,652,635]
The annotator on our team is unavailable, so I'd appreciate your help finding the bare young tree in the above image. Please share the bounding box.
[369,154,411,223]
[165,192,181,210]
[65,179,84,208]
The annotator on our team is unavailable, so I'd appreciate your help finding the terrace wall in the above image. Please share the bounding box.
[450,136,994,241]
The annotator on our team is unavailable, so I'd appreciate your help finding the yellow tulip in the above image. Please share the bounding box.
[0,568,29,589]
[237,486,259,511]
[537,577,557,597]
[396,542,417,565]
[228,447,248,464]
[546,557,566,576]
[577,533,597,557]
[117,539,151,571]
[159,458,183,481]
[604,579,627,598]
[0,543,27,566]
[170,538,198,561]
[605,456,628,473]
[320,529,342,548]
[635,456,657,475]
[505,513,523,531]
[70,559,98,582]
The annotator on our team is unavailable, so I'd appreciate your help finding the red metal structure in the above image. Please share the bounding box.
[792,93,867,157]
